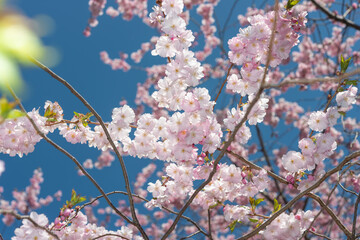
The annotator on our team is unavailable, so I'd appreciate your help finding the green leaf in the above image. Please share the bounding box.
[69,189,86,206]
[254,198,264,206]
[85,112,93,118]
[47,118,57,123]
[286,0,301,10]
[73,111,80,117]
[7,109,25,119]
[44,106,56,119]
[228,221,238,233]
[344,80,358,86]
[249,218,258,223]
[249,197,255,207]
[338,87,345,92]
[209,203,219,209]
[273,199,281,212]
[340,55,351,73]
[338,111,346,117]
[0,97,12,118]
[274,199,279,211]
[78,196,86,203]
[70,189,76,202]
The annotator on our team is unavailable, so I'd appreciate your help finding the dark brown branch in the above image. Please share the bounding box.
[352,192,360,238]
[161,1,279,238]
[225,150,290,185]
[310,0,360,31]
[255,125,288,204]
[308,230,333,240]
[264,68,360,89]
[8,87,134,227]
[0,209,59,240]
[180,231,202,240]
[29,57,148,240]
[307,193,351,238]
[303,161,357,238]
[236,150,360,240]
[92,233,130,240]
[208,209,213,240]
[213,63,234,107]
[80,191,210,238]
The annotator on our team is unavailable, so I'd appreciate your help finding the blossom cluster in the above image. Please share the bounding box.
[0,110,49,157]
[13,211,139,240]
[1,169,60,226]
[2,0,360,239]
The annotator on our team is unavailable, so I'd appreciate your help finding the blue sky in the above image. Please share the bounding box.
[0,0,252,237]
[2,0,355,238]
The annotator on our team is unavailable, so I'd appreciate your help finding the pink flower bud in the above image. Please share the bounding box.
[196,157,204,165]
[54,217,60,225]
[63,208,71,218]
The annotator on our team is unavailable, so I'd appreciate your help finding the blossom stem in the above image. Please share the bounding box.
[29,57,148,240]
[236,150,360,239]
[213,63,234,108]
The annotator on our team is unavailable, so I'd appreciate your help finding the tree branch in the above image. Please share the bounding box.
[308,230,333,240]
[8,87,135,227]
[79,191,210,238]
[255,125,288,204]
[307,193,351,238]
[310,0,360,31]
[236,150,360,239]
[161,1,279,238]
[213,63,234,107]
[225,150,290,185]
[29,57,148,240]
[352,192,360,238]
[92,233,130,240]
[208,209,213,240]
[0,209,59,240]
[180,231,201,240]
[264,68,360,89]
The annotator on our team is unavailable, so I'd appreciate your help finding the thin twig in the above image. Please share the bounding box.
[303,160,358,238]
[307,193,351,238]
[352,192,360,238]
[208,209,213,240]
[161,1,279,238]
[338,182,358,197]
[224,149,290,186]
[310,0,360,30]
[92,233,130,240]
[79,191,210,238]
[29,57,148,239]
[255,125,288,204]
[221,0,240,34]
[213,63,234,107]
[7,87,134,227]
[308,230,333,240]
[0,209,59,240]
[264,68,360,89]
[180,231,201,240]
[235,150,360,240]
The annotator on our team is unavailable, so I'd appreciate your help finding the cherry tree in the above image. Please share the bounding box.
[0,0,360,239]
